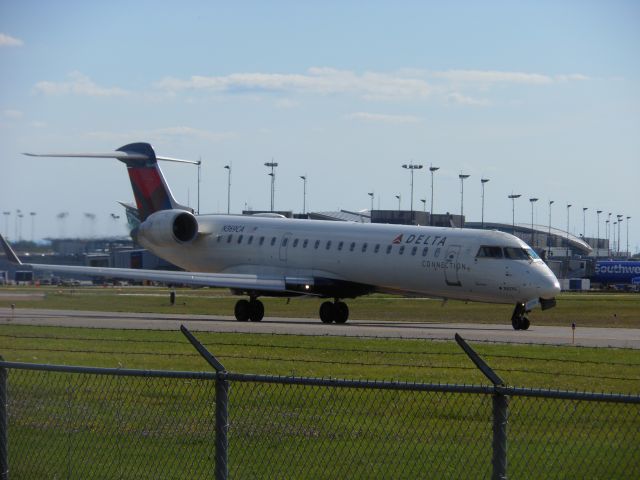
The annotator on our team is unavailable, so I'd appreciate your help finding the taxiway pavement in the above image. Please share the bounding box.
[1,307,639,348]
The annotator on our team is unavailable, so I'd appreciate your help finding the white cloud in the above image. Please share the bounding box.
[0,33,23,47]
[34,72,129,97]
[3,109,24,119]
[85,127,237,143]
[347,112,422,124]
[433,69,589,85]
[155,67,433,101]
[446,92,490,107]
[275,98,300,109]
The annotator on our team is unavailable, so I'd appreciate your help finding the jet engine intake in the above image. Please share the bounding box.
[137,209,198,247]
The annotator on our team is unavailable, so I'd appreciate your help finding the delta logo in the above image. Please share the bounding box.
[392,233,448,246]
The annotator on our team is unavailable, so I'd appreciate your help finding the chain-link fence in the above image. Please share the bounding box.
[1,330,639,479]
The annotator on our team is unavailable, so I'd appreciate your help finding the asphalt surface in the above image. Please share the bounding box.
[1,307,639,348]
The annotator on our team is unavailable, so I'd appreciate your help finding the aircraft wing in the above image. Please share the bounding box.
[1,234,285,292]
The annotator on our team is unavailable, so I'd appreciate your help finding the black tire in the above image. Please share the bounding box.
[319,301,335,323]
[522,317,530,330]
[512,317,521,330]
[334,301,349,324]
[249,299,264,322]
[234,299,250,322]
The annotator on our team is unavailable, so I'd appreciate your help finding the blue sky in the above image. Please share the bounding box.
[1,1,638,252]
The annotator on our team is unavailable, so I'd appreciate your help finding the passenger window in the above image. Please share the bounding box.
[314,240,320,249]
[270,237,276,246]
[350,242,356,252]
[434,248,441,258]
[248,236,253,245]
[362,243,368,253]
[227,235,233,244]
[399,246,405,255]
[237,235,243,244]
[303,239,308,248]
[338,241,344,251]
[293,238,299,247]
[422,247,429,257]
[281,237,288,247]
[374,244,380,253]
[326,240,332,250]
[386,245,392,254]
[411,246,417,256]
[217,235,222,243]
[476,246,503,258]
[259,236,265,246]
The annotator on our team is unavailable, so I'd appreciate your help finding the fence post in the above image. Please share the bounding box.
[0,357,8,480]
[455,334,508,480]
[180,325,228,480]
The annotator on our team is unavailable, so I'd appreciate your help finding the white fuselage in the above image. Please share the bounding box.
[139,214,561,305]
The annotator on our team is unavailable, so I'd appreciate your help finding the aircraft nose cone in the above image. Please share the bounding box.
[541,273,561,299]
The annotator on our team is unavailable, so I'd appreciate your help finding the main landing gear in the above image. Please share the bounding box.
[233,297,350,324]
[319,300,349,324]
[511,302,530,331]
[234,297,264,322]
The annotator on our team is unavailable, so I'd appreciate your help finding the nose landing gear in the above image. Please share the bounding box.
[511,302,530,330]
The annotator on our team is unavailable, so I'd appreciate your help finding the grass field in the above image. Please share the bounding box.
[1,286,639,478]
[1,285,640,328]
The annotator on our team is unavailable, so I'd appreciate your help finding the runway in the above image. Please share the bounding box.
[2,307,639,349]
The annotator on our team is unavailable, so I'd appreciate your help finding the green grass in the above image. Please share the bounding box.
[1,295,639,478]
[2,285,640,327]
[2,325,638,479]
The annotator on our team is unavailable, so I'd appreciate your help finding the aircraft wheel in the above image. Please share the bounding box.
[319,301,335,323]
[334,301,349,324]
[234,299,250,322]
[512,317,521,330]
[521,317,530,330]
[249,299,264,322]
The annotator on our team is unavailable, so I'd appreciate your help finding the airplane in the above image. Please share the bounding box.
[1,142,561,330]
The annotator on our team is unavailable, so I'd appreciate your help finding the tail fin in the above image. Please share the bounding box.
[116,143,192,221]
[24,142,196,221]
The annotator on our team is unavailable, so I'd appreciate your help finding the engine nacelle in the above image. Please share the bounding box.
[137,210,198,247]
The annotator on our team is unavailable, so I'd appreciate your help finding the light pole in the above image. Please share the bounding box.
[15,209,21,241]
[420,198,426,212]
[582,207,588,239]
[617,215,623,256]
[529,198,538,247]
[596,210,602,257]
[626,216,631,258]
[2,211,10,240]
[368,192,374,212]
[566,204,572,258]
[395,194,401,211]
[480,178,490,229]
[29,212,36,242]
[548,200,554,254]
[224,165,231,214]
[429,165,439,226]
[196,159,202,215]
[402,163,423,218]
[17,212,24,241]
[300,175,307,214]
[605,219,610,257]
[508,194,521,235]
[458,174,470,227]
[264,161,278,211]
[607,212,612,256]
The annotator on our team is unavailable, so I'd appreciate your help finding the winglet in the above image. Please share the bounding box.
[0,234,22,265]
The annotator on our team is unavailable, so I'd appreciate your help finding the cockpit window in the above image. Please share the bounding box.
[476,246,503,258]
[526,248,541,260]
[504,247,530,260]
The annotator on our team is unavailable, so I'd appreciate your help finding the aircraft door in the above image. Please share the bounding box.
[444,245,462,286]
[279,233,292,262]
